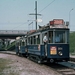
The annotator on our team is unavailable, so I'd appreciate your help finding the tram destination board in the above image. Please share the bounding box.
[50,19,64,25]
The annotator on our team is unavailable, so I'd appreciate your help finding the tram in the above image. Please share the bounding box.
[16,19,69,63]
[15,36,27,56]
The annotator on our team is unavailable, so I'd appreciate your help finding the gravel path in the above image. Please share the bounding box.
[0,53,61,75]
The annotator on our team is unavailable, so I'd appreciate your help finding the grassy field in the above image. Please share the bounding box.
[0,58,8,75]
[70,32,75,54]
[0,58,18,75]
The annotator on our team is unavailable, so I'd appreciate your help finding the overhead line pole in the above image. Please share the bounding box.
[35,1,37,30]
[29,1,41,30]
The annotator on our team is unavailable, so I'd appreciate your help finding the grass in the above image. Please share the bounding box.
[0,58,18,75]
[70,32,75,55]
[0,58,8,75]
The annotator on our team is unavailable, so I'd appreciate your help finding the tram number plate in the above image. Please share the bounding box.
[50,46,57,55]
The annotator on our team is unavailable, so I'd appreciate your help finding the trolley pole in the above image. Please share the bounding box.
[29,1,41,30]
[35,1,37,30]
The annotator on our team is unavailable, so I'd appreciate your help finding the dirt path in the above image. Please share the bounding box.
[0,53,61,75]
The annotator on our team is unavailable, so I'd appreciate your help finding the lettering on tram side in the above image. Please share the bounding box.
[58,47,63,50]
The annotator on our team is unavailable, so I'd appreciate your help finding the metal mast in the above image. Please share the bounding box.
[35,1,37,30]
[29,1,41,30]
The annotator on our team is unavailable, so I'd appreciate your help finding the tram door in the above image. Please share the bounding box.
[48,31,53,43]
[42,31,53,56]
[42,31,53,44]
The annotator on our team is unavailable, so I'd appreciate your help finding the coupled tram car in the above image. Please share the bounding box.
[15,36,27,56]
[15,19,69,63]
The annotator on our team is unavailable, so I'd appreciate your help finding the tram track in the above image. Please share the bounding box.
[70,57,75,62]
[56,67,75,75]
[44,61,75,75]
[0,51,75,75]
[56,62,75,75]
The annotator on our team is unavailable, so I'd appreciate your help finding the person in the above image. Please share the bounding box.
[55,35,60,43]
[43,33,48,56]
[43,33,48,44]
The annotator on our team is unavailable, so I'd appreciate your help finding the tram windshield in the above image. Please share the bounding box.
[55,31,65,43]
[48,30,69,44]
[21,37,27,46]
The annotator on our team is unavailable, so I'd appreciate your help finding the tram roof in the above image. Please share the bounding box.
[27,27,69,36]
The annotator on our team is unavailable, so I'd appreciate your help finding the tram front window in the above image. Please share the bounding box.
[55,31,65,43]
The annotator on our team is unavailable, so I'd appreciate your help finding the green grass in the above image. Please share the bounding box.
[0,58,18,75]
[70,32,75,54]
[0,58,8,75]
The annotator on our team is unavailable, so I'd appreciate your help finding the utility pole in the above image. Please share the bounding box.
[29,1,41,30]
[35,1,37,30]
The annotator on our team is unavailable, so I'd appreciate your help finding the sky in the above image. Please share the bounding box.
[0,0,75,31]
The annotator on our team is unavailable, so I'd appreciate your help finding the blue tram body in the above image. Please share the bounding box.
[15,19,70,63]
[19,46,26,54]
[27,45,40,55]
[15,37,27,56]
[15,46,19,55]
[47,44,69,61]
[27,43,69,63]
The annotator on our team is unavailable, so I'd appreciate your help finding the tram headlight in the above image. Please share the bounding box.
[58,51,63,56]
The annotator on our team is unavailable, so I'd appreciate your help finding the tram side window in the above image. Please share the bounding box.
[21,40,25,46]
[19,40,21,46]
[28,37,30,45]
[26,39,27,45]
[33,36,36,44]
[49,31,53,43]
[37,35,40,44]
[30,37,33,44]
[32,36,34,44]
[55,31,65,43]
[42,33,45,44]
[16,41,19,47]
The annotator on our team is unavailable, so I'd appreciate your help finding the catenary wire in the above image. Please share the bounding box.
[12,0,55,30]
[38,0,55,13]
[12,21,28,30]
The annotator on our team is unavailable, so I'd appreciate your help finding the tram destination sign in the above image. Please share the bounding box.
[50,19,64,25]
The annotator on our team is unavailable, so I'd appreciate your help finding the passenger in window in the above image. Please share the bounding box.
[43,33,48,56]
[55,35,60,43]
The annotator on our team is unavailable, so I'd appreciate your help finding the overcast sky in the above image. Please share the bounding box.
[0,0,75,31]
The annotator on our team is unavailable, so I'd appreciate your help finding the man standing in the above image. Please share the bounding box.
[43,33,48,56]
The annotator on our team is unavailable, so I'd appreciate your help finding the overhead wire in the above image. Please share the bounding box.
[12,0,55,30]
[12,21,28,30]
[38,0,55,13]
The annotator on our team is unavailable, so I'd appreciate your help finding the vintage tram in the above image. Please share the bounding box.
[15,36,27,56]
[16,19,69,63]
